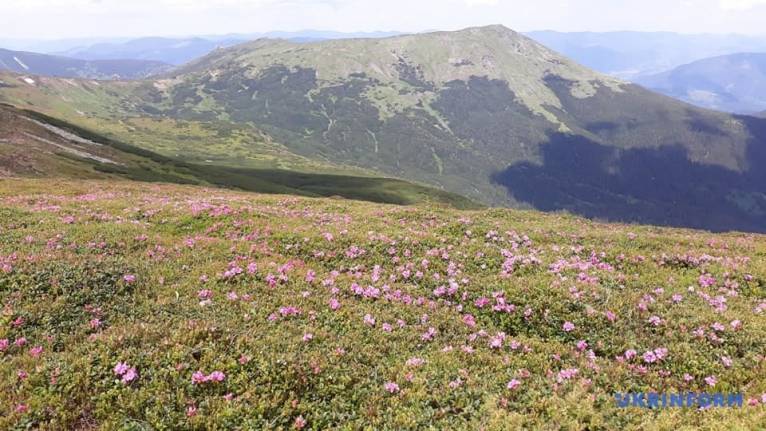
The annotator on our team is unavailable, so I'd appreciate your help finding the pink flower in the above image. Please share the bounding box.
[302,333,313,342]
[192,371,208,384]
[278,306,301,317]
[114,362,130,376]
[14,337,27,347]
[705,375,717,387]
[507,379,521,390]
[721,356,733,368]
[642,351,657,364]
[121,367,138,383]
[647,316,662,326]
[384,381,400,394]
[406,357,425,367]
[557,368,579,383]
[683,373,694,382]
[0,339,8,351]
[421,327,437,341]
[462,314,476,327]
[186,406,197,417]
[89,318,102,329]
[123,274,136,284]
[17,370,28,380]
[15,403,28,413]
[363,314,376,326]
[489,332,506,349]
[329,298,340,310]
[294,415,307,429]
[247,262,258,274]
[653,347,668,360]
[699,274,716,287]
[29,346,43,358]
[576,340,588,351]
[562,322,575,332]
[208,371,226,382]
[198,289,213,300]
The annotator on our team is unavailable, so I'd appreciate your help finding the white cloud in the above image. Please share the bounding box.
[463,0,500,6]
[1,0,765,39]
[719,0,766,10]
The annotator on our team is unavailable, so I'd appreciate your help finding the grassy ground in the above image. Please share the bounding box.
[0,179,765,430]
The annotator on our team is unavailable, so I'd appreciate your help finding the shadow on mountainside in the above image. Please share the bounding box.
[492,123,766,233]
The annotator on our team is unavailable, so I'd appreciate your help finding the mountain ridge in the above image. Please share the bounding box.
[0,48,172,80]
[636,52,766,114]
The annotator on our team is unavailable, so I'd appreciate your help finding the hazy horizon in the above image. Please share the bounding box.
[2,0,766,40]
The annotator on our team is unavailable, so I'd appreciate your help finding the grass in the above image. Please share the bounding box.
[1,105,478,209]
[0,178,765,429]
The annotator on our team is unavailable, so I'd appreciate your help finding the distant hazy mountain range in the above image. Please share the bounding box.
[0,48,171,79]
[53,31,401,66]
[525,31,766,80]
[635,53,766,114]
[56,37,246,66]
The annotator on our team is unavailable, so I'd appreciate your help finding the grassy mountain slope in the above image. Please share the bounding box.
[0,48,171,80]
[636,53,766,114]
[0,104,477,208]
[1,179,765,429]
[2,26,766,231]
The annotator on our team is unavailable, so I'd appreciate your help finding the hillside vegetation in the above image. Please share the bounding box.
[0,104,476,209]
[1,179,765,429]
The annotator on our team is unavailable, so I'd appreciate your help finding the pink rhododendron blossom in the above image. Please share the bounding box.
[384,382,400,393]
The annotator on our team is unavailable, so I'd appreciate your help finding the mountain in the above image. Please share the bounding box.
[57,32,401,66]
[0,37,131,54]
[57,37,247,66]
[2,25,766,232]
[0,48,171,79]
[525,31,766,79]
[636,53,766,114]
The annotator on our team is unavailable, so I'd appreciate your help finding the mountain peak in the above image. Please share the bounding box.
[456,24,517,34]
[172,23,623,123]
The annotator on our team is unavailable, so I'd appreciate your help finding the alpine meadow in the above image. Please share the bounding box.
[2,1,766,429]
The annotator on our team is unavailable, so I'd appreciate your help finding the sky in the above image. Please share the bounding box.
[2,0,766,40]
